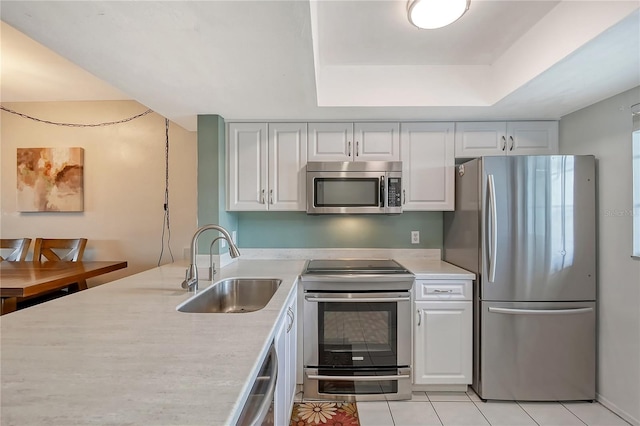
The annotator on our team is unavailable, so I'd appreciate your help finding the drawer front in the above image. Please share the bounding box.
[416,280,472,301]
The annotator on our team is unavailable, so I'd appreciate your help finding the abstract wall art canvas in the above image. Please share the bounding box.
[17,147,84,212]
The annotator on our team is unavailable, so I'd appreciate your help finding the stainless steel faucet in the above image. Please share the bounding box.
[181,224,241,292]
[208,236,226,281]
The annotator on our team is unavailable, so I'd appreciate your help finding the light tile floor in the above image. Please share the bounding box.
[296,388,631,426]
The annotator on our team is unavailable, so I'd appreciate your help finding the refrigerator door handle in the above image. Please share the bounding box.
[487,174,498,283]
[488,307,594,315]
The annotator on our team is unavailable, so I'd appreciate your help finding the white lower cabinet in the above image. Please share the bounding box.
[274,290,297,425]
[413,280,472,386]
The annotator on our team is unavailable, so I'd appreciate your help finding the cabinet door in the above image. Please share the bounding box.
[401,123,454,211]
[227,123,268,210]
[454,122,507,158]
[354,122,400,161]
[308,123,353,161]
[285,297,298,412]
[274,293,297,425]
[268,123,308,211]
[414,301,472,385]
[274,315,288,426]
[507,121,559,155]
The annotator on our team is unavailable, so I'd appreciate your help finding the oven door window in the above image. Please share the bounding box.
[318,301,397,368]
[314,178,380,207]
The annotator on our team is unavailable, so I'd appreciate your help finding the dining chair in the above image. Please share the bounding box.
[33,238,88,262]
[0,238,32,261]
[33,238,88,290]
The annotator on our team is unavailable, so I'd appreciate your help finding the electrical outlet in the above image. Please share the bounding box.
[232,230,237,244]
[411,231,420,244]
[220,238,227,248]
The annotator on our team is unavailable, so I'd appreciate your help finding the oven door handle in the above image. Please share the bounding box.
[305,296,410,303]
[306,373,411,382]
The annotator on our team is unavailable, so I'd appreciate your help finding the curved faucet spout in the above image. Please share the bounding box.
[181,224,241,292]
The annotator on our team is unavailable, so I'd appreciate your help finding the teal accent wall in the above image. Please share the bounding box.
[197,115,238,254]
[198,115,444,251]
[237,211,443,248]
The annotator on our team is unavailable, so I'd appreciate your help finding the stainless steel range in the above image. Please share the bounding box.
[300,259,415,401]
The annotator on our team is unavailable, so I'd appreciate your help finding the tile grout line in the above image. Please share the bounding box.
[559,401,597,426]
[559,401,589,425]
[515,400,542,426]
[471,399,492,425]
[386,400,396,426]
[467,399,492,425]
[429,400,445,426]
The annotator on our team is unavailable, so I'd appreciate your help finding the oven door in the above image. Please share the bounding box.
[303,291,411,400]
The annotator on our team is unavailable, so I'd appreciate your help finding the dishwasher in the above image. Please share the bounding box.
[235,343,278,426]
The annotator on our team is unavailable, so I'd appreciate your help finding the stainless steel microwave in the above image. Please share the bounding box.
[306,161,402,214]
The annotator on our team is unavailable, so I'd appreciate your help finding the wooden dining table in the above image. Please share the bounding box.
[0,260,127,314]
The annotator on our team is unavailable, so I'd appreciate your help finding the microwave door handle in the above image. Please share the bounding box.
[380,176,385,208]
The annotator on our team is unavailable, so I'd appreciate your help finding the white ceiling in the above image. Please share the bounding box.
[1,0,639,132]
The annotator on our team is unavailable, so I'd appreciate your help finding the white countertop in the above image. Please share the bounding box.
[0,256,473,425]
[396,258,476,280]
[0,259,305,426]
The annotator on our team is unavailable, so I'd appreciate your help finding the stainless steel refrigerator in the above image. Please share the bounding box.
[443,155,596,401]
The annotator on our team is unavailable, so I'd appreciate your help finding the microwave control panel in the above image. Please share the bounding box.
[388,178,402,207]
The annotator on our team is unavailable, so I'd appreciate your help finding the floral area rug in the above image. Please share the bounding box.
[290,401,359,426]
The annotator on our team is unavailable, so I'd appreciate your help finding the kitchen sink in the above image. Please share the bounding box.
[176,278,282,313]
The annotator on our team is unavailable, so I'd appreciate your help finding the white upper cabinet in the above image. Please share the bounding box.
[354,122,400,161]
[227,123,267,211]
[308,122,400,162]
[307,123,353,161]
[269,123,308,211]
[400,122,455,211]
[227,122,307,211]
[455,121,558,158]
[506,121,559,155]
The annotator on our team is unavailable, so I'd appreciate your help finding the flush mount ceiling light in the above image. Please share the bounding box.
[407,0,470,29]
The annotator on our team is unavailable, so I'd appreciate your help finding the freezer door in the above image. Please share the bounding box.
[477,301,595,401]
[481,156,596,301]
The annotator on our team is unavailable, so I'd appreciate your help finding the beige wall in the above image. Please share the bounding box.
[1,100,197,284]
[560,86,640,425]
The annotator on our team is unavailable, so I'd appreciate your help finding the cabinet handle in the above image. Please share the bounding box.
[269,189,273,204]
[306,296,410,303]
[348,141,352,157]
[403,189,406,205]
[509,136,514,151]
[307,373,410,382]
[501,136,506,151]
[287,307,294,332]
[417,309,422,326]
[356,141,359,157]
[433,289,453,293]
[260,189,265,204]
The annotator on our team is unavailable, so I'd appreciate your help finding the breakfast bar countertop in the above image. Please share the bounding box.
[0,259,305,426]
[0,256,473,426]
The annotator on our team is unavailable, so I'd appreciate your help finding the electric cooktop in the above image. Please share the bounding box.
[303,259,411,275]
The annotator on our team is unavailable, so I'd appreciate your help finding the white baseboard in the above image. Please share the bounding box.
[412,384,469,392]
[597,393,639,426]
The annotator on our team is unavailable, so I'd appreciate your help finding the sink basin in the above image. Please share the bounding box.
[177,278,282,313]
